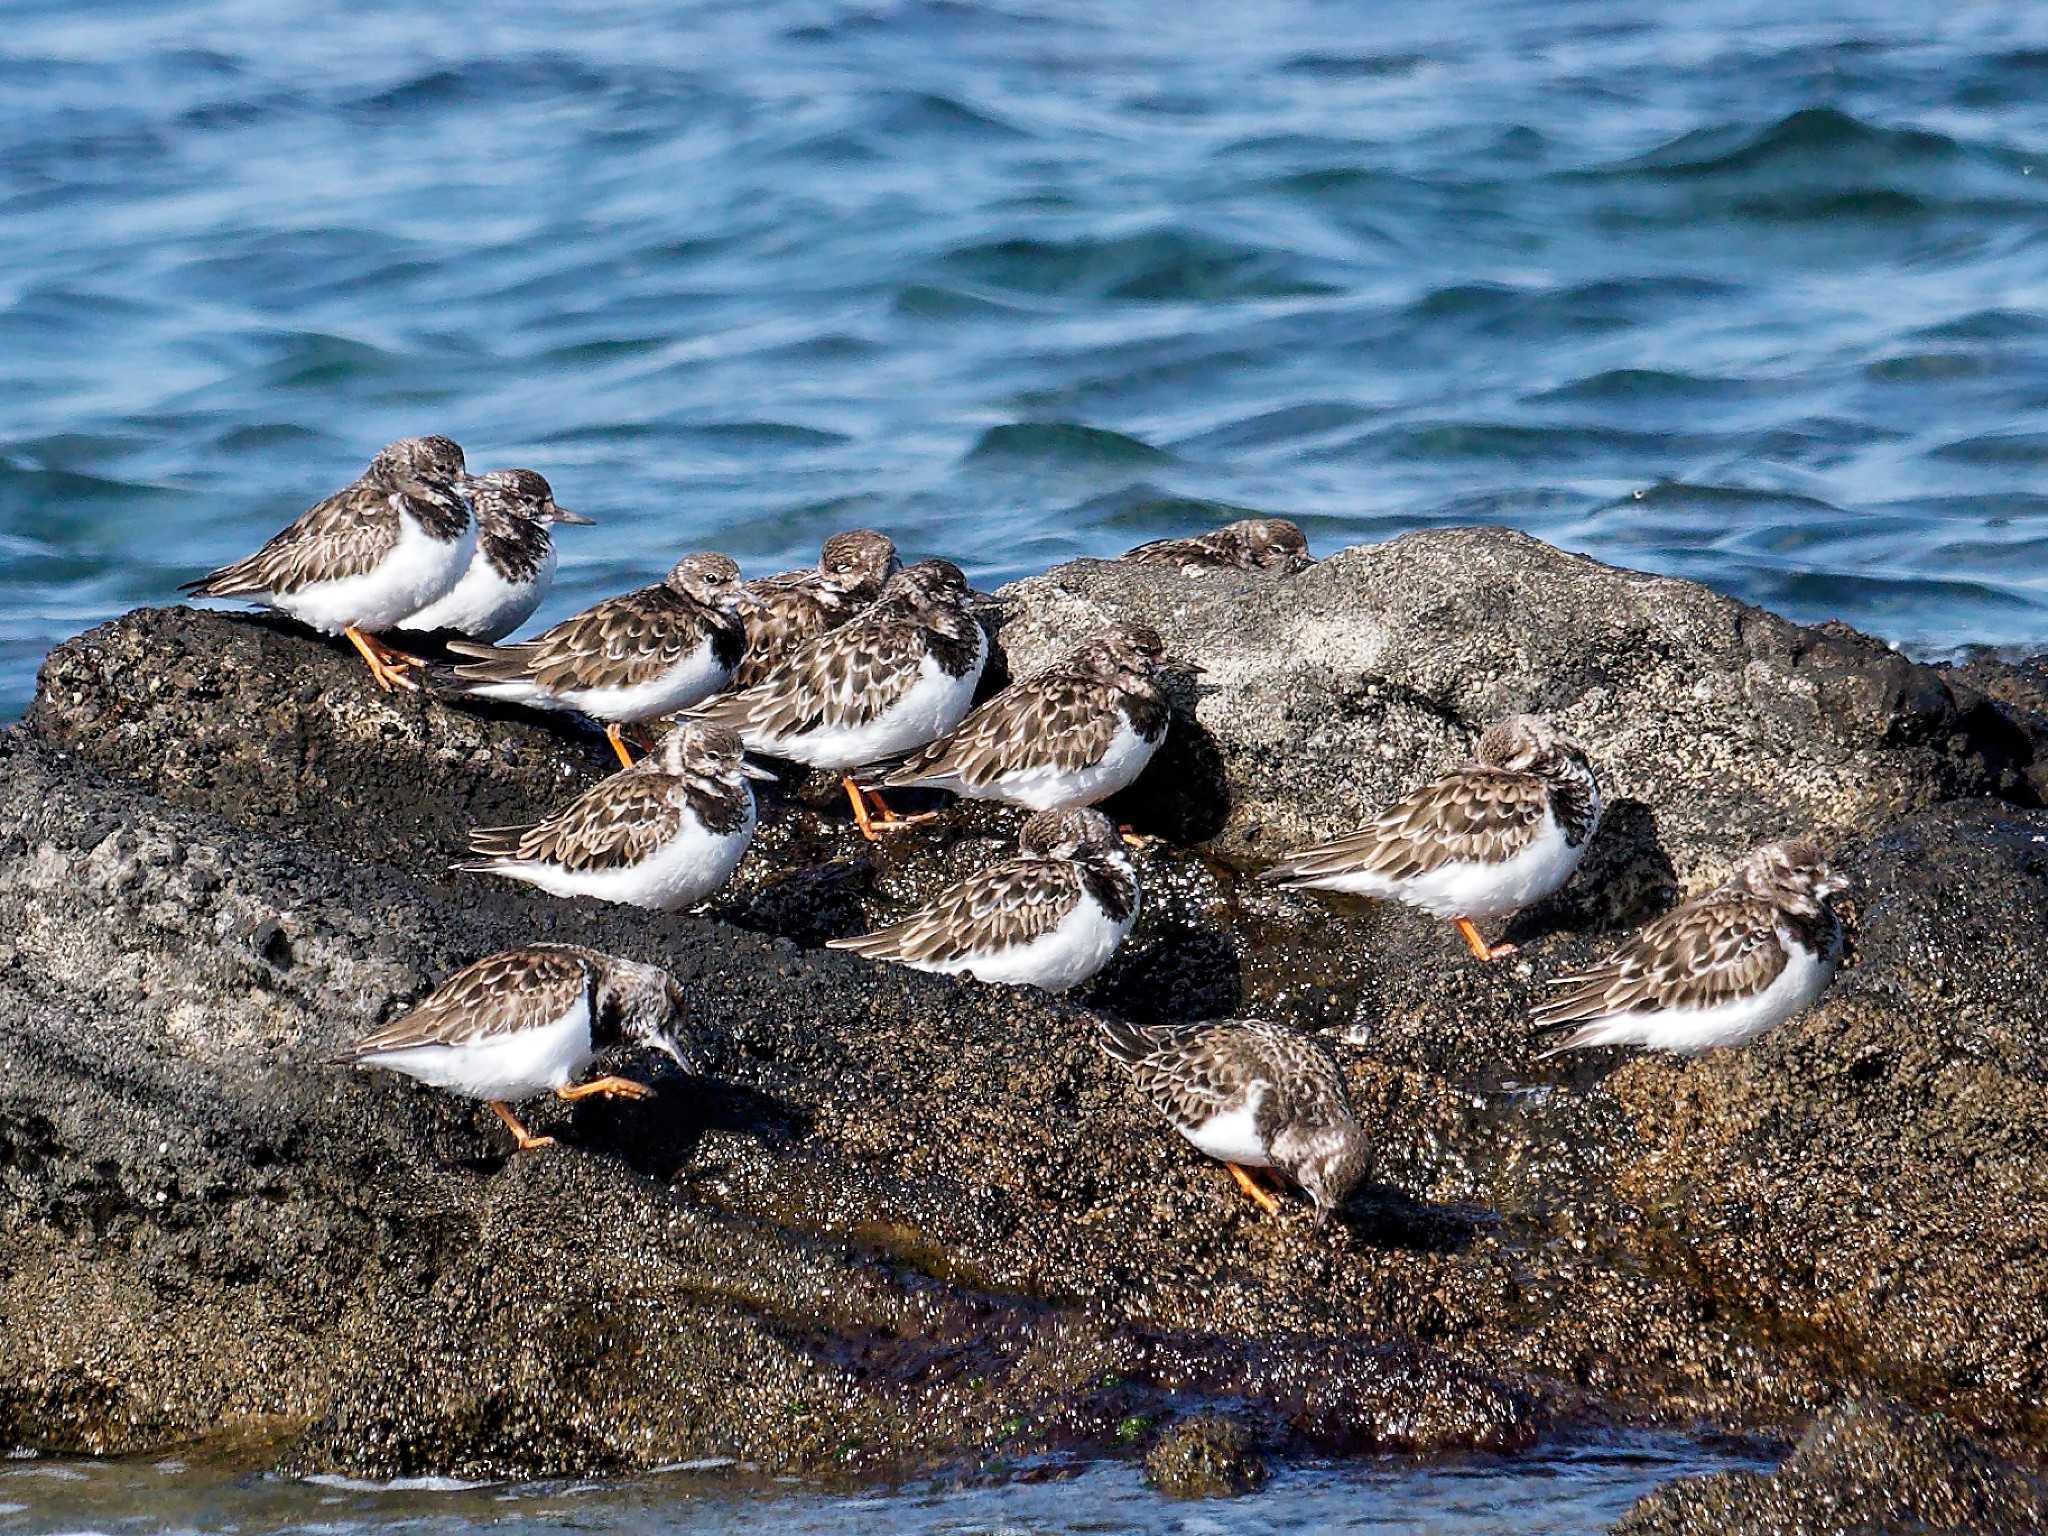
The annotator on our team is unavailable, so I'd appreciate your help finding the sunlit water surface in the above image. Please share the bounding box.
[6,1,2048,719]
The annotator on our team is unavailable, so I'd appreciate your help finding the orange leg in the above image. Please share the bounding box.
[604,723,638,770]
[1226,1162,1284,1216]
[489,1101,555,1151]
[842,778,936,841]
[1118,825,1158,850]
[344,624,421,693]
[556,1075,654,1103]
[1454,917,1516,963]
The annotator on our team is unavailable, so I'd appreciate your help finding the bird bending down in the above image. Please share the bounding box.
[330,945,693,1151]
[1096,1015,1370,1225]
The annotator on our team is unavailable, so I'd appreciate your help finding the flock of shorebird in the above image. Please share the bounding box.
[183,435,1849,1224]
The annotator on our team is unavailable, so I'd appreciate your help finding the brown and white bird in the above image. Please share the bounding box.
[871,621,1195,812]
[446,552,747,768]
[182,435,478,692]
[826,807,1138,991]
[686,559,989,839]
[459,723,770,911]
[1531,840,1848,1058]
[1123,517,1313,575]
[331,945,692,1151]
[396,468,593,642]
[731,529,901,688]
[1097,1015,1370,1224]
[1259,716,1601,962]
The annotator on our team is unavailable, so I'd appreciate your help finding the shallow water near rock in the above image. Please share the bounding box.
[1,1435,1773,1535]
[6,1,2048,722]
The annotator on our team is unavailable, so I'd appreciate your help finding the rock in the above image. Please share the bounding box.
[993,527,2043,882]
[1144,1412,1268,1497]
[1613,1398,2048,1535]
[6,529,2048,1498]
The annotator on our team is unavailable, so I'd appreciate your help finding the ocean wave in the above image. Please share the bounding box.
[964,422,1174,469]
[936,229,1339,302]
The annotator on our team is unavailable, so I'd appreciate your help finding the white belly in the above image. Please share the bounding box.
[929,715,1160,810]
[908,889,1136,993]
[1181,1090,1274,1168]
[484,802,754,911]
[761,633,986,770]
[1306,808,1592,920]
[355,1002,593,1101]
[270,506,475,635]
[468,638,734,723]
[399,544,549,641]
[1557,937,1839,1055]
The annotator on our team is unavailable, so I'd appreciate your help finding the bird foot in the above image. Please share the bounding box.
[1226,1162,1284,1216]
[489,1101,555,1151]
[556,1075,654,1102]
[1454,918,1514,963]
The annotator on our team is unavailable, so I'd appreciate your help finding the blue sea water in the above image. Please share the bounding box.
[5,0,2048,724]
[2,1435,1774,1536]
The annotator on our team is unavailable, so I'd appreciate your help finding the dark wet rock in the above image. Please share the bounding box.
[1144,1411,1268,1497]
[6,528,2048,1499]
[1613,1398,2048,1535]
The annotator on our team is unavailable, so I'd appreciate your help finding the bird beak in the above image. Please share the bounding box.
[654,1034,699,1072]
[549,504,596,525]
[1168,655,1206,675]
[739,760,779,782]
[967,589,1011,616]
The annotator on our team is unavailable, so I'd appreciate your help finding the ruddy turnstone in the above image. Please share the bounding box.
[397,468,593,642]
[826,807,1138,991]
[1531,839,1848,1058]
[731,529,901,689]
[458,723,769,910]
[1259,715,1600,963]
[688,559,989,839]
[331,944,691,1152]
[1096,1015,1370,1223]
[870,621,1197,813]
[1123,517,1313,575]
[447,552,746,769]
[182,434,478,692]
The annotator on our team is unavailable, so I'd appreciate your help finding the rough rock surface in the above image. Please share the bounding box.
[5,527,2047,1523]
[1614,1398,2048,1535]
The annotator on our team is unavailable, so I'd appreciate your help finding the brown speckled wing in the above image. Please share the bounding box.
[1264,767,1550,883]
[694,614,927,740]
[468,777,687,873]
[452,585,734,692]
[732,581,837,689]
[827,857,1081,965]
[1103,1017,1349,1142]
[884,666,1123,788]
[186,480,402,598]
[1122,528,1238,571]
[340,946,598,1055]
[1532,896,1791,1026]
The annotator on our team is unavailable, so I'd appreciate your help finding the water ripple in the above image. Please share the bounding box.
[4,0,2048,719]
